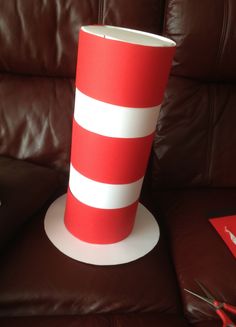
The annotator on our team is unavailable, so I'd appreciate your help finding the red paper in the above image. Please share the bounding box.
[209,215,236,258]
[76,28,175,107]
[71,120,154,184]
[65,189,138,244]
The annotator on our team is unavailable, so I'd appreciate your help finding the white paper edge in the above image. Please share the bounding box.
[81,25,176,48]
[44,194,160,266]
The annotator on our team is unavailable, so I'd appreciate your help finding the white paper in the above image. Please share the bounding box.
[44,194,160,265]
[69,164,143,209]
[74,89,161,138]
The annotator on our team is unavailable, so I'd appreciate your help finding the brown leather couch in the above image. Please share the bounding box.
[1,1,236,326]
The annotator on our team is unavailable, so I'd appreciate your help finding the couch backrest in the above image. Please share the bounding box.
[152,0,236,188]
[2,0,235,189]
[0,0,165,174]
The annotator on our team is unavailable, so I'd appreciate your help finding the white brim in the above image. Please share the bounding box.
[44,194,160,266]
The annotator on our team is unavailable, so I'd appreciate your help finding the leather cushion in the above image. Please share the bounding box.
[0,208,181,317]
[164,0,236,81]
[0,156,60,250]
[153,189,236,324]
[153,76,236,188]
[0,74,74,173]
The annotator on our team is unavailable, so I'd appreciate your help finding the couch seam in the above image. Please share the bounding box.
[205,0,230,185]
[204,84,215,186]
[0,70,75,81]
[215,0,230,78]
[98,0,105,24]
[162,0,170,36]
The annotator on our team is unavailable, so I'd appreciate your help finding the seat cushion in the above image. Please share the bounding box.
[0,156,60,250]
[0,204,182,318]
[0,313,189,327]
[153,189,236,325]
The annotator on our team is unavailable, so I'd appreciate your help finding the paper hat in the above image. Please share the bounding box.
[45,25,175,265]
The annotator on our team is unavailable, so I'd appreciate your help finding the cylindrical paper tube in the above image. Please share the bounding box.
[65,25,175,244]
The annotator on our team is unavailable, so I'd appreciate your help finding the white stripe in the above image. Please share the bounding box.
[82,26,176,48]
[69,164,143,209]
[74,89,161,138]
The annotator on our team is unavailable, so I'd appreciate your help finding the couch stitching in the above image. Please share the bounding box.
[215,0,230,78]
[205,0,230,185]
[208,84,217,186]
[98,0,105,24]
[204,84,215,186]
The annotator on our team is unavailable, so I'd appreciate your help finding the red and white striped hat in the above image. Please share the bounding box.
[45,26,175,265]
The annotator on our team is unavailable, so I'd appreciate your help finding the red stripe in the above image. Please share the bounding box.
[76,29,175,108]
[64,189,138,244]
[70,120,154,184]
